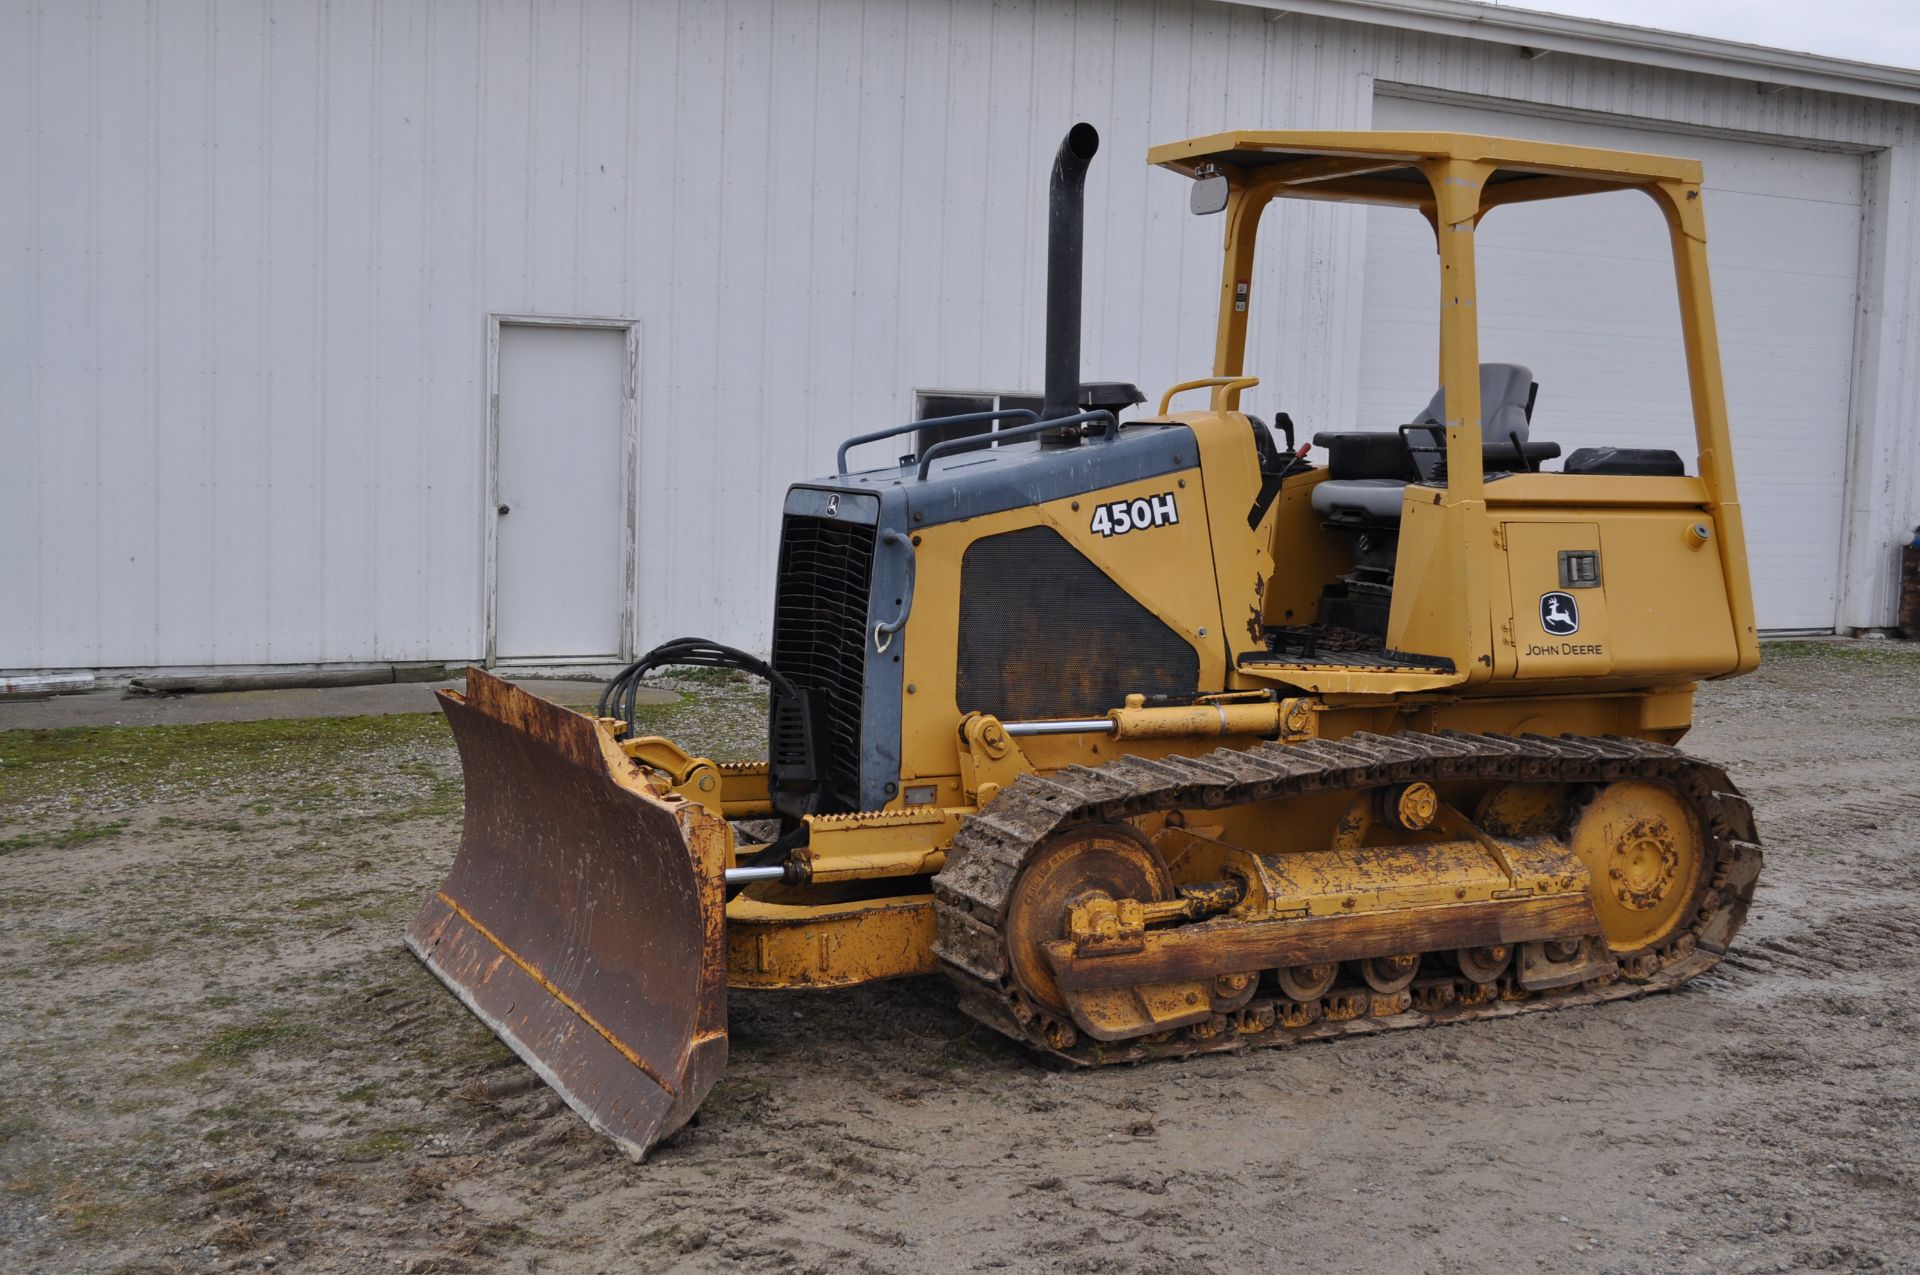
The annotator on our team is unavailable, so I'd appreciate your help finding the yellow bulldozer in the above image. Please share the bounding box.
[408,123,1763,1159]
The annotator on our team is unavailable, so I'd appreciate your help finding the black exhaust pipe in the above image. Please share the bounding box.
[1042,123,1100,430]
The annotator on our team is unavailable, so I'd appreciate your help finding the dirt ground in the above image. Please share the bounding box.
[2,646,1917,1274]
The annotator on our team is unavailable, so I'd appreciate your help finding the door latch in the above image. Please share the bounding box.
[1558,549,1601,588]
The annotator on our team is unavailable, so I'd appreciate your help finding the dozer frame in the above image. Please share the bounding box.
[409,123,1763,1159]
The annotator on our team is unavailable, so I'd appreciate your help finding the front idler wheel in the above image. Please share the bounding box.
[1002,823,1172,1016]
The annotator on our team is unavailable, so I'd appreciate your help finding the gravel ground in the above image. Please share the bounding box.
[0,645,1916,1274]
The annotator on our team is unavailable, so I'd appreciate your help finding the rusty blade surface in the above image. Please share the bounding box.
[404,668,730,1161]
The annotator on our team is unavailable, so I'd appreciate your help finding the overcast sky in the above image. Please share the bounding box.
[1499,0,1920,71]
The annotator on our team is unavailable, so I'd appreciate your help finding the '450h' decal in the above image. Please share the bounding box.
[1089,492,1180,538]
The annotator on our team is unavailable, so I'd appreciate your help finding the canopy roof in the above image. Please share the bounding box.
[1149,130,1703,208]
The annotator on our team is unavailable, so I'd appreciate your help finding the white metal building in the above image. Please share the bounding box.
[6,0,1920,674]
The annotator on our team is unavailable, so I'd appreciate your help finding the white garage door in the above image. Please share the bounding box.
[1360,96,1863,631]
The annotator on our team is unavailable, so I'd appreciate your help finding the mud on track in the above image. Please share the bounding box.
[1,648,1916,1274]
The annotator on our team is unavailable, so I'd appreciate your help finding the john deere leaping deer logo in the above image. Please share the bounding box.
[1540,591,1580,636]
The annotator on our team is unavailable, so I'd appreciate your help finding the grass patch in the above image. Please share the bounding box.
[11,1161,162,1243]
[85,938,159,967]
[387,777,464,821]
[662,666,756,689]
[0,1107,38,1148]
[191,1103,255,1122]
[639,1220,712,1256]
[623,673,769,763]
[346,897,418,925]
[51,1181,126,1235]
[203,1021,308,1060]
[290,892,357,912]
[170,1013,321,1077]
[1761,639,1920,665]
[699,1075,775,1122]
[337,1125,424,1160]
[0,818,131,855]
[444,1026,516,1071]
[0,678,770,819]
[0,712,453,814]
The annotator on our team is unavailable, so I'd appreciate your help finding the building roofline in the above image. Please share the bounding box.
[1244,0,1920,107]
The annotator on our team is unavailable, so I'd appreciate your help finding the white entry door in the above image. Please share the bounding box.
[492,322,632,662]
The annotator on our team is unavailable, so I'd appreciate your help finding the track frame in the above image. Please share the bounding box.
[932,731,1761,1065]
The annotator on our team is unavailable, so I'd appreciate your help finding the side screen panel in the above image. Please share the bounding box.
[956,526,1200,720]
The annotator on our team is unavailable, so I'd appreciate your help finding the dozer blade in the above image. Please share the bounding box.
[405,667,731,1161]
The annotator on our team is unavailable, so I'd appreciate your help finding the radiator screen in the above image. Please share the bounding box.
[957,526,1197,721]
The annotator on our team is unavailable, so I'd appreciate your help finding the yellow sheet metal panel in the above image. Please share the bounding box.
[1504,522,1612,679]
[1173,409,1277,666]
[1310,688,1696,743]
[1383,497,1483,683]
[797,801,958,882]
[1594,511,1740,679]
[895,471,1226,789]
[1490,507,1738,683]
[1487,474,1709,506]
[725,891,937,989]
[1236,665,1467,697]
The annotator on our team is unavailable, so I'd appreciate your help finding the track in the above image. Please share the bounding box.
[931,730,1762,1065]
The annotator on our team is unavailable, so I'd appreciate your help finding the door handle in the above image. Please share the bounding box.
[498,504,511,516]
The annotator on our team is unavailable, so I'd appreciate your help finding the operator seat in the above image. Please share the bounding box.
[1310,364,1559,522]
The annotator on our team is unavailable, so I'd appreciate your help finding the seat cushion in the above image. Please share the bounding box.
[1563,446,1685,477]
[1311,477,1409,521]
[1483,439,1562,471]
[1311,430,1417,481]
[1313,432,1561,483]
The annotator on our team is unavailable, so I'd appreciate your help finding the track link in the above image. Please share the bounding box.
[930,731,1762,1065]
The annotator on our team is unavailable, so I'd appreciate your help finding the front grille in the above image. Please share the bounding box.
[770,513,876,812]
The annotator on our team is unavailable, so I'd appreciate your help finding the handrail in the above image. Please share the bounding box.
[872,530,915,652]
[836,408,1040,474]
[915,411,1117,480]
[1157,375,1260,415]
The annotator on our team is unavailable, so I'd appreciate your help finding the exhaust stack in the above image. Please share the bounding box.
[1042,123,1100,428]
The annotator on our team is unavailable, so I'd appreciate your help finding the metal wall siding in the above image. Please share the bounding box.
[5,0,1918,670]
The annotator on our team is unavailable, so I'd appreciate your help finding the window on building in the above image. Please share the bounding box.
[913,390,1045,458]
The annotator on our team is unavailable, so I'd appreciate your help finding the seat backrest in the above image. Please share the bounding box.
[1414,363,1535,443]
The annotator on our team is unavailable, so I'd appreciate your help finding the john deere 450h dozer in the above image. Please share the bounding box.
[408,123,1763,1159]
